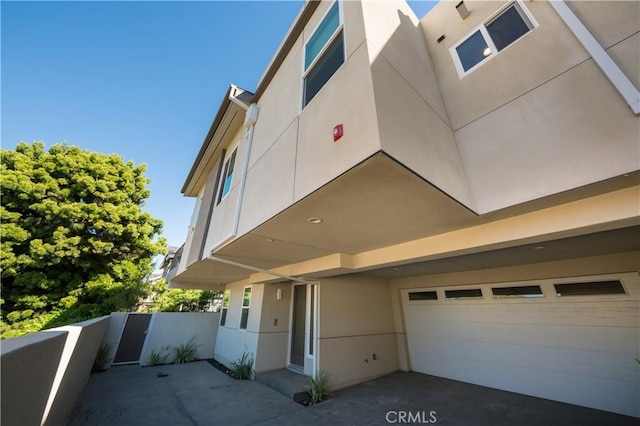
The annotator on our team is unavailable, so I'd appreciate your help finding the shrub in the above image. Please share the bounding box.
[305,370,334,405]
[231,352,254,380]
[92,343,113,372]
[147,346,171,366]
[173,338,198,364]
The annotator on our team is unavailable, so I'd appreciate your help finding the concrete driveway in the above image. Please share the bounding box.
[69,361,636,425]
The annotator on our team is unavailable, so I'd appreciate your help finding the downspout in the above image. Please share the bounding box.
[549,0,640,116]
[212,99,259,251]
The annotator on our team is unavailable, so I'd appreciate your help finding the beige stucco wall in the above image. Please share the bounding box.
[567,0,640,88]
[254,282,293,372]
[139,312,220,366]
[1,316,109,426]
[420,0,640,213]
[1,330,68,426]
[364,0,475,209]
[318,274,398,389]
[102,311,128,367]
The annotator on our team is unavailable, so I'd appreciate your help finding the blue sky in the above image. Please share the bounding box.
[2,0,437,248]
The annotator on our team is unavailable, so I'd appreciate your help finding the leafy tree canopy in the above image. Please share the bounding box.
[1,142,165,337]
[145,279,219,313]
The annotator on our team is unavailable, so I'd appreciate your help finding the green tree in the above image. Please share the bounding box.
[146,279,218,313]
[1,142,165,337]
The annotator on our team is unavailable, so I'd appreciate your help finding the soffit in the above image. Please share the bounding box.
[182,86,253,197]
[361,225,640,278]
[218,153,479,261]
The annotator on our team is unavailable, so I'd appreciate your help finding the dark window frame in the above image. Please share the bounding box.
[302,1,345,107]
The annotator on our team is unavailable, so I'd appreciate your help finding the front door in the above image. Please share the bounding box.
[290,285,306,367]
[290,283,316,375]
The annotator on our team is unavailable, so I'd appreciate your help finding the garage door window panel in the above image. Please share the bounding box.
[445,288,483,300]
[492,285,543,299]
[555,280,626,297]
[408,291,438,301]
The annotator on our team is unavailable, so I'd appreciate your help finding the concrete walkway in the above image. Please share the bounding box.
[69,361,637,426]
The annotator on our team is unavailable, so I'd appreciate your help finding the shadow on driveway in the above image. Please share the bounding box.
[69,361,637,425]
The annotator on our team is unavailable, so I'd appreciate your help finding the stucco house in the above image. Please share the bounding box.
[170,0,640,417]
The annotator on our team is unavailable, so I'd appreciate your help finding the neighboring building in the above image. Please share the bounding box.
[171,0,639,417]
[160,245,182,282]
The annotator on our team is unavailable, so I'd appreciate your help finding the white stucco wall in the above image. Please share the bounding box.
[139,312,220,366]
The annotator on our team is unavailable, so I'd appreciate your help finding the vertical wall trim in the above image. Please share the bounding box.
[549,0,640,115]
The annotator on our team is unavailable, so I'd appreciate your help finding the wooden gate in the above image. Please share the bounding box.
[113,313,152,364]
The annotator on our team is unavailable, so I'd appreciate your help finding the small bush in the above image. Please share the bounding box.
[92,343,113,372]
[305,370,334,405]
[173,338,198,364]
[231,352,254,380]
[147,346,171,366]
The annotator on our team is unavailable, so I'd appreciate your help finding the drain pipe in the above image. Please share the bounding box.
[208,254,317,284]
[549,0,639,115]
[213,99,259,251]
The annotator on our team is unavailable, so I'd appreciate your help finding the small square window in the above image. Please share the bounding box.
[456,30,491,72]
[451,1,535,77]
[486,3,532,52]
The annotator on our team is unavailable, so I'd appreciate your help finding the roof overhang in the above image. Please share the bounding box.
[181,85,253,197]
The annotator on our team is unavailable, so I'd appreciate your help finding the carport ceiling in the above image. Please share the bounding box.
[362,225,640,278]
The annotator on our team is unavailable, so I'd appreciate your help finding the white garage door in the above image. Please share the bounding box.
[402,273,640,418]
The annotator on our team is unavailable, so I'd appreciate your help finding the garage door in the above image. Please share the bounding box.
[402,273,639,418]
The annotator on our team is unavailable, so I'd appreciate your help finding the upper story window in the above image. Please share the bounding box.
[189,197,202,233]
[451,1,537,77]
[216,147,237,205]
[303,1,344,107]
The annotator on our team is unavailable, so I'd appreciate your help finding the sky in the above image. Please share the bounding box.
[2,0,437,248]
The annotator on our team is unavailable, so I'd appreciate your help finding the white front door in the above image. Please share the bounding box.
[290,283,316,376]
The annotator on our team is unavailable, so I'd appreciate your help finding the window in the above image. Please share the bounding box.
[409,291,438,301]
[216,147,237,205]
[189,197,202,233]
[303,1,344,106]
[220,290,230,326]
[451,1,536,76]
[492,285,543,299]
[239,286,251,330]
[445,288,483,300]
[555,281,626,297]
